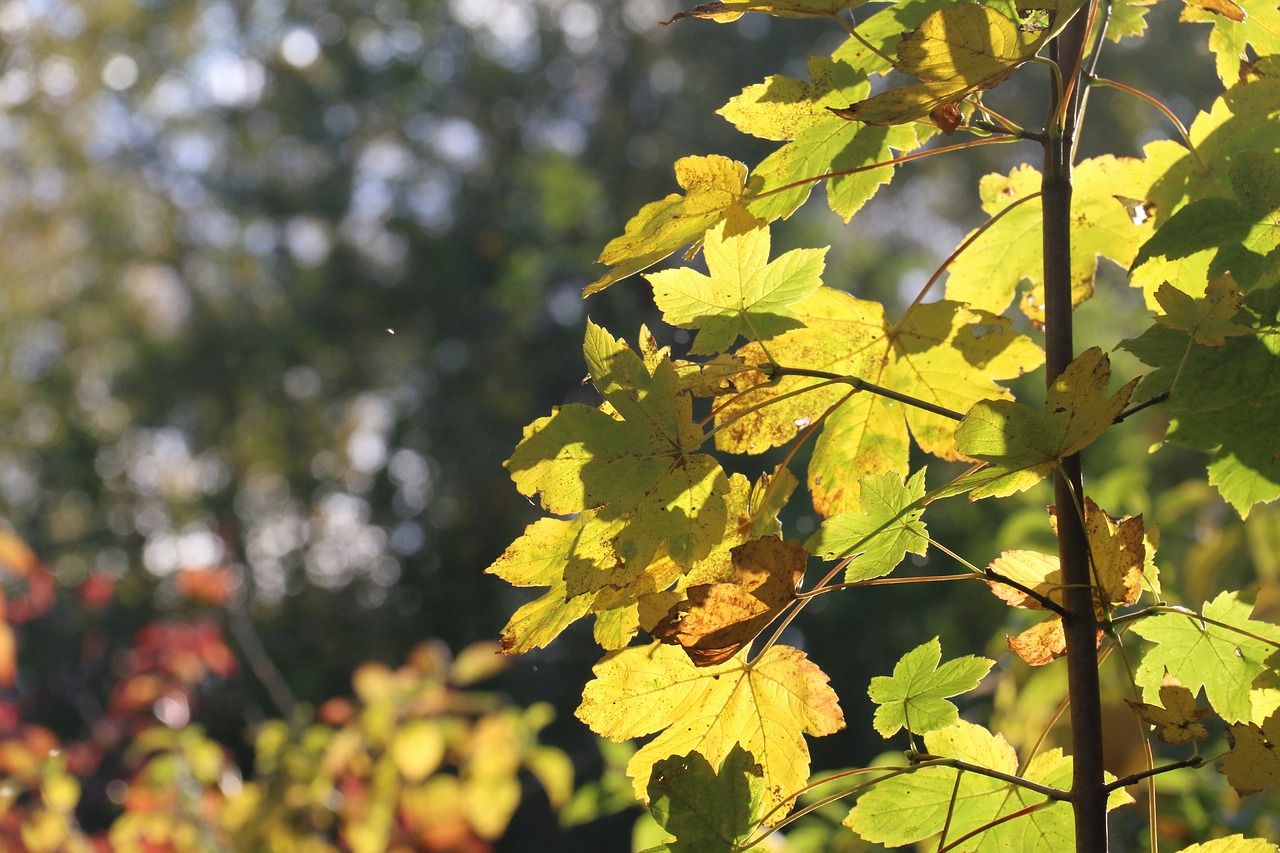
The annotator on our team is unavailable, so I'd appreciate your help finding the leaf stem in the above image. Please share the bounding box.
[938,801,1056,852]
[928,535,1070,616]
[1113,391,1168,423]
[766,365,965,420]
[1113,605,1280,649]
[747,135,1015,202]
[1089,77,1198,160]
[1103,756,1204,792]
[910,755,1071,800]
[835,13,898,69]
[742,765,913,848]
[795,573,972,598]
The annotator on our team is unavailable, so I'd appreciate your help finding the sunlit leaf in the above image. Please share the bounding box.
[805,469,929,581]
[643,745,764,853]
[868,638,994,737]
[950,348,1138,499]
[1125,674,1212,745]
[647,221,827,354]
[1131,591,1280,722]
[1180,0,1280,83]
[1222,710,1280,795]
[577,641,844,824]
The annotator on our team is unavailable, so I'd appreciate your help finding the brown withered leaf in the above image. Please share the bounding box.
[653,537,806,665]
[1126,673,1212,745]
[1180,0,1246,21]
[1057,497,1146,612]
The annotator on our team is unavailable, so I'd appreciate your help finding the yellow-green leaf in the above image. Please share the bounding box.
[577,641,844,824]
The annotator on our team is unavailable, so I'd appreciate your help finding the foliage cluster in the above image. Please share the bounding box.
[492,0,1280,850]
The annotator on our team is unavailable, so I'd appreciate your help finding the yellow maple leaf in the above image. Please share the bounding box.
[713,288,1041,514]
[1223,709,1280,795]
[577,641,844,823]
[1126,674,1212,745]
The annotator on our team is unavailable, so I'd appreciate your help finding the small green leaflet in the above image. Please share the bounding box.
[1130,591,1280,723]
[641,746,765,853]
[646,221,827,355]
[585,156,751,295]
[806,469,929,582]
[845,722,1131,850]
[506,322,728,566]
[949,348,1138,500]
[868,637,994,737]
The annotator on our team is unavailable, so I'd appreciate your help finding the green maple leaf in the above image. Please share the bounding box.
[1121,284,1280,516]
[867,638,994,737]
[719,57,922,223]
[586,156,753,295]
[845,721,1130,850]
[806,469,929,582]
[641,746,764,853]
[646,221,827,355]
[714,288,1042,515]
[1130,591,1280,723]
[506,321,728,566]
[1133,151,1280,294]
[1176,836,1280,853]
[949,348,1138,500]
[945,157,1155,325]
[831,0,958,75]
[1180,0,1280,84]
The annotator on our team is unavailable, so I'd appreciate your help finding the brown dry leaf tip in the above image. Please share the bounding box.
[1125,674,1212,745]
[653,537,806,665]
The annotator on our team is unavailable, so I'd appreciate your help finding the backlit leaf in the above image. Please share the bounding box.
[647,221,827,354]
[868,638,994,737]
[668,0,868,22]
[1176,836,1280,853]
[644,746,764,853]
[945,157,1155,325]
[805,469,929,581]
[1222,710,1280,795]
[1180,0,1280,83]
[652,537,806,665]
[1131,591,1280,722]
[577,641,844,824]
[714,289,1042,514]
[507,322,728,567]
[719,57,922,222]
[1153,274,1254,347]
[1125,674,1212,745]
[951,348,1138,499]
[586,157,752,295]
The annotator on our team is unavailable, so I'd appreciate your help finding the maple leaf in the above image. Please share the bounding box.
[1153,274,1254,347]
[1180,0,1280,84]
[1131,591,1280,723]
[950,348,1138,500]
[652,537,806,666]
[1122,282,1280,516]
[845,721,1131,850]
[1127,78,1280,304]
[719,57,922,222]
[1125,674,1212,745]
[1222,710,1280,796]
[506,321,728,567]
[577,641,844,824]
[831,2,1073,125]
[668,0,868,22]
[644,746,764,853]
[1133,150,1280,294]
[646,221,827,355]
[714,288,1042,514]
[945,157,1156,326]
[585,157,753,295]
[868,638,994,737]
[805,469,929,582]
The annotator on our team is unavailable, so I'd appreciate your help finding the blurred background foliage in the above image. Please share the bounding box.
[0,0,1277,849]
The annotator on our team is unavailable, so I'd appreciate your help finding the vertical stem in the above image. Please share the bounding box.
[1042,5,1109,852]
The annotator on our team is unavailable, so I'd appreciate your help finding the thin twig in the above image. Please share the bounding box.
[767,365,965,420]
[1104,757,1204,791]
